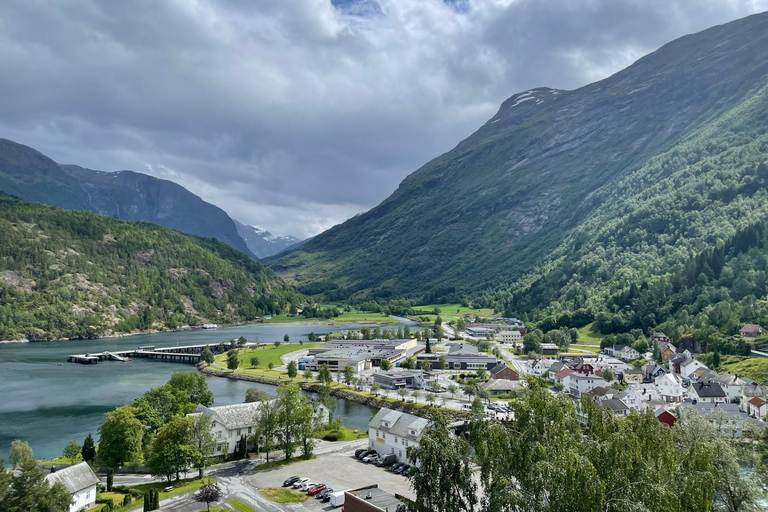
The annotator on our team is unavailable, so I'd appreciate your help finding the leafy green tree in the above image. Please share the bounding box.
[412,390,421,402]
[380,358,392,371]
[201,347,215,364]
[237,336,248,347]
[344,365,355,387]
[448,384,459,399]
[8,440,34,466]
[81,433,96,464]
[476,368,488,381]
[421,360,432,373]
[303,368,313,380]
[227,350,239,370]
[97,405,145,468]
[0,459,71,512]
[523,329,543,354]
[193,480,222,512]
[167,372,214,407]
[245,388,272,403]
[398,388,408,401]
[254,399,279,462]
[107,468,114,491]
[62,441,81,464]
[268,362,274,370]
[274,341,281,347]
[318,364,333,385]
[371,383,381,396]
[192,415,216,477]
[287,360,298,379]
[601,368,614,382]
[406,412,478,512]
[283,334,290,343]
[308,331,316,341]
[401,356,416,369]
[470,397,485,418]
[250,356,260,367]
[439,355,447,370]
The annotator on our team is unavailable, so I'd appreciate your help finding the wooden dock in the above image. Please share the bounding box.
[67,343,221,365]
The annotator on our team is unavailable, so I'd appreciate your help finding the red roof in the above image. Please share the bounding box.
[749,396,767,408]
[555,368,574,379]
[741,324,763,334]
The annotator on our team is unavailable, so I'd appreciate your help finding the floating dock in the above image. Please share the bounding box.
[67,343,221,365]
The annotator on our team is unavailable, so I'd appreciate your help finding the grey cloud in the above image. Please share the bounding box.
[0,0,765,238]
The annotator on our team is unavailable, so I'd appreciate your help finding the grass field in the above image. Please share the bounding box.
[122,477,212,511]
[260,487,312,503]
[577,323,604,345]
[411,303,496,323]
[215,343,324,370]
[260,309,398,325]
[228,498,258,511]
[719,356,768,384]
[569,344,601,353]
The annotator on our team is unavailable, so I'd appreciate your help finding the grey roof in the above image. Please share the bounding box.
[369,408,429,441]
[479,379,521,392]
[193,402,263,430]
[707,373,746,387]
[692,382,726,398]
[45,462,99,494]
[548,361,566,373]
[448,343,479,355]
[490,362,509,374]
[347,486,403,512]
[601,399,629,412]
[742,383,768,397]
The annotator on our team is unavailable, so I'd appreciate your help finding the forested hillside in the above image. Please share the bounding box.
[0,194,304,341]
[272,12,768,309]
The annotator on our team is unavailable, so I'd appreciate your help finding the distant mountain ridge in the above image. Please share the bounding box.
[272,11,768,306]
[0,138,291,259]
[235,220,303,259]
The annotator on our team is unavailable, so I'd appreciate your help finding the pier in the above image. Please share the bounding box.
[67,343,222,365]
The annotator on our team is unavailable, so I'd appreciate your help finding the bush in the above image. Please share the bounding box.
[322,431,343,441]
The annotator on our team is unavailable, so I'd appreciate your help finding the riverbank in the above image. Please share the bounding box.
[199,365,469,422]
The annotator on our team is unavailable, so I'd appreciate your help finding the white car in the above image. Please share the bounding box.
[363,453,379,463]
[293,478,310,489]
[301,481,315,492]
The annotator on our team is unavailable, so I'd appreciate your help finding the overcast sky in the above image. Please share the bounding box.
[0,0,766,238]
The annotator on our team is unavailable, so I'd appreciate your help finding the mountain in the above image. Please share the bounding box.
[234,220,303,259]
[272,12,768,308]
[0,193,304,341]
[0,138,256,258]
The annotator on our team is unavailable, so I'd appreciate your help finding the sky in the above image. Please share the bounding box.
[0,0,767,239]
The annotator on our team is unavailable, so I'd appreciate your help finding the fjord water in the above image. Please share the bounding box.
[0,320,416,462]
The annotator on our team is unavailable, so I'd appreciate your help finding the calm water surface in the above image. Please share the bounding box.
[0,319,419,462]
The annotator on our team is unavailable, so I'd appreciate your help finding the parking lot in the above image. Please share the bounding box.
[244,440,415,511]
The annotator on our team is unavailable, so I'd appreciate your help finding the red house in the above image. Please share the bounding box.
[490,363,519,381]
[567,357,596,376]
[655,408,676,427]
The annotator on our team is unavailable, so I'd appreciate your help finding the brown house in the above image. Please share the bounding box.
[490,363,519,381]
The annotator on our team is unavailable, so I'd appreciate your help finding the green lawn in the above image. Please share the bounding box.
[569,344,601,353]
[260,309,398,325]
[256,455,316,471]
[412,303,496,323]
[719,356,768,384]
[259,488,311,503]
[98,491,126,508]
[229,499,258,512]
[577,323,604,345]
[216,343,324,370]
[122,477,212,511]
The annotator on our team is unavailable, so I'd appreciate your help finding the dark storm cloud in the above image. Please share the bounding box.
[0,0,765,237]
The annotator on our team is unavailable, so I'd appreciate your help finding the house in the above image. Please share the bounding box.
[527,358,554,376]
[740,383,768,412]
[600,398,630,417]
[490,363,519,381]
[368,408,430,464]
[643,362,668,382]
[466,327,496,338]
[658,342,677,362]
[653,332,670,344]
[44,462,100,512]
[622,369,644,384]
[564,373,606,397]
[612,388,647,411]
[344,485,405,512]
[702,373,746,401]
[747,397,768,419]
[479,378,522,396]
[688,382,728,404]
[679,358,707,379]
[190,402,264,455]
[567,357,596,376]
[499,330,523,344]
[540,343,559,356]
[740,324,765,340]
[552,367,575,386]
[655,408,677,427]
[373,370,426,390]
[605,345,640,361]
[309,349,368,373]
[417,343,497,371]
[655,373,684,403]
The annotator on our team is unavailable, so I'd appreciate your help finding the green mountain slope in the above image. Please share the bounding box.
[272,12,768,302]
[0,138,256,258]
[0,194,303,341]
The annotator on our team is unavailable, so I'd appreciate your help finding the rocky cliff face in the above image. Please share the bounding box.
[272,12,768,301]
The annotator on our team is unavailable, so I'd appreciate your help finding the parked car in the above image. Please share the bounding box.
[321,489,336,502]
[376,453,397,467]
[283,476,301,487]
[354,448,367,458]
[389,462,405,473]
[357,449,375,460]
[394,464,410,475]
[301,481,316,492]
[317,488,334,500]
[293,478,310,489]
[403,466,416,476]
[362,453,379,463]
[308,484,327,496]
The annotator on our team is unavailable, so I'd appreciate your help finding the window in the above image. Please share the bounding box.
[237,430,241,436]
[217,446,222,452]
[248,427,252,434]
[217,431,221,439]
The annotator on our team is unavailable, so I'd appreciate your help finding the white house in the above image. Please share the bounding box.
[45,462,100,512]
[190,402,263,456]
[499,330,523,344]
[655,373,684,403]
[368,408,430,465]
[688,382,728,404]
[564,373,606,397]
[747,397,768,418]
[606,345,640,361]
[679,358,708,379]
[704,373,746,401]
[527,358,554,376]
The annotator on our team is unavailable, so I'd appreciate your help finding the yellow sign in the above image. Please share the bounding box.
[376,437,385,443]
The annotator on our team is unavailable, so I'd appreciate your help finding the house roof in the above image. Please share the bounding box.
[588,386,610,397]
[613,345,627,351]
[601,399,629,412]
[671,354,687,365]
[45,462,99,494]
[742,383,768,397]
[548,361,566,373]
[480,379,521,392]
[741,324,763,334]
[749,396,767,408]
[490,363,511,375]
[448,343,479,356]
[192,402,263,430]
[369,408,430,441]
[692,382,726,398]
[555,368,574,379]
[347,486,403,512]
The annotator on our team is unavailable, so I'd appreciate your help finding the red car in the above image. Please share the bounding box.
[307,483,327,495]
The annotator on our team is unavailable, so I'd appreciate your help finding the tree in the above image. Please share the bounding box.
[250,356,260,368]
[401,356,416,369]
[227,350,239,370]
[107,467,114,491]
[398,388,408,401]
[412,390,421,403]
[406,412,478,512]
[81,433,96,464]
[523,329,543,354]
[455,317,466,333]
[380,359,392,371]
[237,336,248,347]
[268,362,274,370]
[0,459,71,512]
[404,325,411,338]
[448,384,459,399]
[303,368,313,380]
[318,364,333,385]
[147,416,196,483]
[344,365,355,387]
[435,325,444,342]
[421,360,432,373]
[439,355,447,370]
[167,372,214,407]
[287,360,298,379]
[62,441,80,464]
[470,397,485,418]
[193,480,223,512]
[192,415,216,477]
[601,368,614,382]
[426,393,437,406]
[308,331,316,342]
[97,405,145,468]
[8,440,34,466]
[371,383,381,396]
[255,399,279,462]
[245,388,272,403]
[201,346,215,364]
[475,368,488,381]
[276,384,304,459]
[284,334,290,343]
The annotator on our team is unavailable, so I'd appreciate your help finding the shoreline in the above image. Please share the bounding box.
[198,365,469,421]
